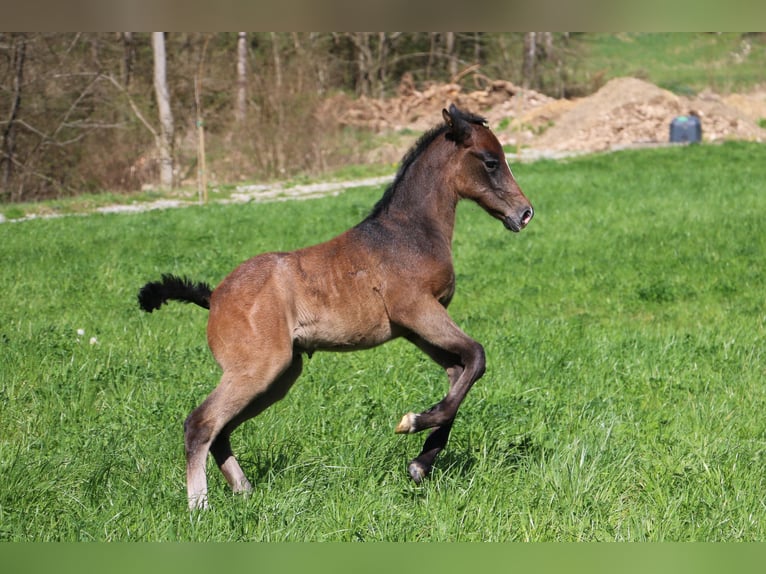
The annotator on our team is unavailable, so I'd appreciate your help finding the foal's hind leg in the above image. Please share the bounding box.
[208,355,303,494]
[184,348,296,510]
[208,433,251,494]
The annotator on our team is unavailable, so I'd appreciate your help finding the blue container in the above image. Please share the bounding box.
[670,115,702,143]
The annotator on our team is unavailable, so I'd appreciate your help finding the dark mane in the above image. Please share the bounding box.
[364,106,488,220]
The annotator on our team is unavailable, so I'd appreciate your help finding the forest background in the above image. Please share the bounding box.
[1,32,765,204]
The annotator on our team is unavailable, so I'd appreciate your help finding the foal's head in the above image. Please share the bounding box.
[443,104,534,232]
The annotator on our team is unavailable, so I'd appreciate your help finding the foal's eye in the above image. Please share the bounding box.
[484,158,499,171]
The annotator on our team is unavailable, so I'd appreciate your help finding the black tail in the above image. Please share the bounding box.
[137,274,212,313]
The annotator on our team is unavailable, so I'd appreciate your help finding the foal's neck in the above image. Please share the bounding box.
[385,152,459,243]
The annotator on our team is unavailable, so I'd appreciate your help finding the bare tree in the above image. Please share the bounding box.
[0,32,581,202]
[376,32,390,96]
[426,33,438,80]
[152,32,174,188]
[121,32,135,87]
[445,32,458,79]
[1,33,26,194]
[270,32,283,89]
[522,32,537,89]
[194,35,211,204]
[348,32,373,96]
[235,32,247,124]
[347,32,395,98]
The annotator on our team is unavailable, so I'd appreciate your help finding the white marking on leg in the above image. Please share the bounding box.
[188,491,209,511]
[395,412,418,434]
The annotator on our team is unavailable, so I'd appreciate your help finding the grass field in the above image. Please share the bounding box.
[578,33,766,94]
[1,141,765,541]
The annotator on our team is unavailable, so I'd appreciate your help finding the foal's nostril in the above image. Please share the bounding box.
[520,207,534,226]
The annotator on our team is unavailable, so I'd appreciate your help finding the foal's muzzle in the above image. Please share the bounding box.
[503,207,534,232]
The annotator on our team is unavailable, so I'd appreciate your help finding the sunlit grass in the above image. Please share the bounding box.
[1,142,764,541]
[579,33,766,93]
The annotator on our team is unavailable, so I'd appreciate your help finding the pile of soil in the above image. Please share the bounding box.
[319,75,555,134]
[531,77,766,152]
[321,76,766,157]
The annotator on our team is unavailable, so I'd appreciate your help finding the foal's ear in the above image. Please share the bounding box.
[443,105,472,145]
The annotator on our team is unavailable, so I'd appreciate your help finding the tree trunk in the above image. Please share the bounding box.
[1,33,26,194]
[195,35,210,204]
[270,32,283,89]
[375,32,389,99]
[152,32,174,189]
[522,32,537,89]
[269,32,286,174]
[235,32,247,123]
[291,33,306,93]
[543,31,554,55]
[445,32,458,79]
[121,32,135,87]
[426,33,437,80]
[350,32,373,96]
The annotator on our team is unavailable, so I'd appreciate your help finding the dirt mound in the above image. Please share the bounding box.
[722,89,766,122]
[534,77,766,151]
[321,76,766,157]
[320,75,554,133]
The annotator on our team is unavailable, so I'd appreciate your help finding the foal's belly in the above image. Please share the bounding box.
[291,286,395,352]
[295,323,394,353]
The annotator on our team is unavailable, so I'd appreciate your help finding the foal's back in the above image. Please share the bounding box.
[207,224,407,362]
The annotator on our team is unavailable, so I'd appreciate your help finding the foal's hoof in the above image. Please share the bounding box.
[395,412,418,434]
[188,493,209,511]
[408,461,430,484]
[232,479,253,494]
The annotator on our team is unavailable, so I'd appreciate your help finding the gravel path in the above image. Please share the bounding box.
[0,146,656,225]
[0,175,394,224]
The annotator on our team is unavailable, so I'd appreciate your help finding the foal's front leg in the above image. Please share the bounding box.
[392,300,486,482]
[405,419,455,483]
[395,335,485,434]
[395,335,462,482]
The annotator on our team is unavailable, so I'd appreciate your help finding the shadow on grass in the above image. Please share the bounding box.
[239,441,301,484]
[425,435,544,485]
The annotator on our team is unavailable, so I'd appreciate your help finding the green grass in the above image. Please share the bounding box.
[578,33,766,94]
[1,142,765,541]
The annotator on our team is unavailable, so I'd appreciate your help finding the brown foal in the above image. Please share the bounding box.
[138,104,534,509]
